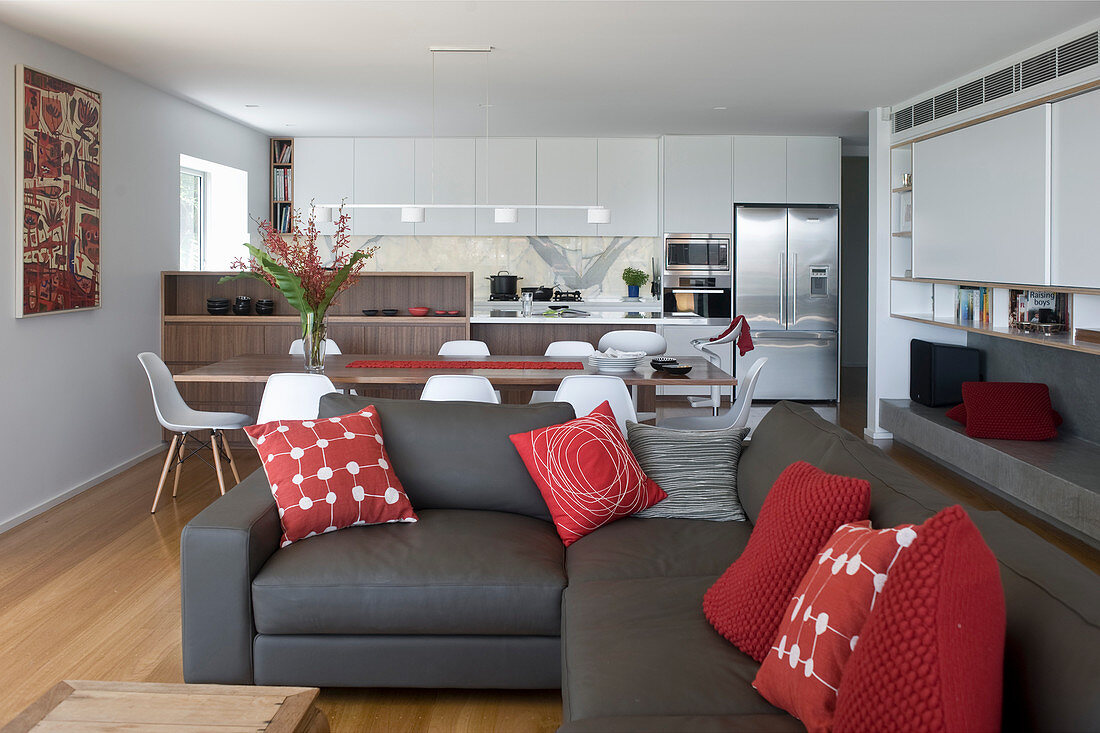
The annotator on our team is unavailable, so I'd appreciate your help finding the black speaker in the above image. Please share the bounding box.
[910,339,982,407]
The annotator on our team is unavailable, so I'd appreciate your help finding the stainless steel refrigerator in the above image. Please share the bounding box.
[735,205,839,401]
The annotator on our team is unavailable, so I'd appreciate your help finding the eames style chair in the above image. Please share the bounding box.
[256,373,339,424]
[553,375,638,436]
[530,341,597,403]
[420,375,501,403]
[438,340,491,356]
[658,357,769,432]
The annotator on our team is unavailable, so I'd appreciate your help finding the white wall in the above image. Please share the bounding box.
[0,20,269,531]
[865,108,965,439]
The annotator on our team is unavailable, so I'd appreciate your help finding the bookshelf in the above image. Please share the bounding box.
[270,138,293,233]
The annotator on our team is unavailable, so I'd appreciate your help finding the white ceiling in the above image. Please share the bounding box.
[2,1,1099,144]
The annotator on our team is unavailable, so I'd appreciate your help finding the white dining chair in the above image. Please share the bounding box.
[138,352,251,513]
[530,341,597,404]
[658,357,769,432]
[289,338,342,355]
[256,373,339,424]
[597,330,667,356]
[688,320,743,415]
[438,340,491,356]
[420,375,501,403]
[553,375,638,436]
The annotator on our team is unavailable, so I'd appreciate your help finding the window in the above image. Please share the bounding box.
[179,167,205,270]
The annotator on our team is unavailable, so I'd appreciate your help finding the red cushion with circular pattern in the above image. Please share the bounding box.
[509,400,666,546]
[703,461,871,662]
[833,505,1005,733]
[245,406,417,547]
[752,521,917,732]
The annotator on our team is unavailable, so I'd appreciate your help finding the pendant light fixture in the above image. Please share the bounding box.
[313,46,610,225]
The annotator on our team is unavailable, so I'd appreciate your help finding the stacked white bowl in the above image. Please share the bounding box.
[588,349,646,374]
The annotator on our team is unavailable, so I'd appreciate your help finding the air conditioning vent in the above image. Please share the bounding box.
[934,89,958,118]
[984,66,1015,101]
[913,98,934,126]
[958,78,984,110]
[1058,32,1099,75]
[893,106,913,133]
[1021,49,1057,88]
[893,27,1099,134]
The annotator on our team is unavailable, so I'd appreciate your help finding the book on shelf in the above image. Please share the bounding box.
[273,140,292,164]
[272,169,293,201]
[955,286,991,325]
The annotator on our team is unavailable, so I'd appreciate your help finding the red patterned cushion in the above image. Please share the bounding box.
[245,406,417,547]
[833,506,1005,733]
[753,521,916,732]
[509,401,666,546]
[946,400,1062,427]
[960,381,1058,440]
[703,461,871,662]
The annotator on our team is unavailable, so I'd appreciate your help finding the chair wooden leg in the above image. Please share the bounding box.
[172,433,187,498]
[210,430,228,496]
[221,433,241,484]
[151,434,179,514]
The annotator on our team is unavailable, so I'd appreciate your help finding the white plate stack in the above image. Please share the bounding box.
[588,350,646,374]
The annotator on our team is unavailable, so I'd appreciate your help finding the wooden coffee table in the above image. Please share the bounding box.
[1,680,328,732]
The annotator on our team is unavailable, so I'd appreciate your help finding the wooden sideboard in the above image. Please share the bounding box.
[161,270,472,441]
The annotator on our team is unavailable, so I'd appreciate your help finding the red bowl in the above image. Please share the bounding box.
[446,310,460,316]
[408,306,431,317]
[434,310,448,315]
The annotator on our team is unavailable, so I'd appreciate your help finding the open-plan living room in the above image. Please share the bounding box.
[1,1,1098,731]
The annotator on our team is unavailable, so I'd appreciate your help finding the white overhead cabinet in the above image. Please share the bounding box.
[786,136,841,205]
[475,137,536,236]
[537,138,598,236]
[596,138,659,236]
[912,105,1050,285]
[414,138,476,236]
[733,136,786,204]
[663,135,733,234]
[291,138,354,235]
[1051,90,1100,289]
[353,138,415,236]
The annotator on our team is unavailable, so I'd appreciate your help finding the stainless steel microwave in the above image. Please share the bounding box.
[664,233,731,272]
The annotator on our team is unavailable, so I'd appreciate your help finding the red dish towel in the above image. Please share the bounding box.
[346,360,585,370]
[710,315,754,356]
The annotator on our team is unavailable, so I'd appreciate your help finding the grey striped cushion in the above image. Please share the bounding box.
[627,422,749,521]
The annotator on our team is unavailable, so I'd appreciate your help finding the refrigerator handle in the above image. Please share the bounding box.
[778,251,786,326]
[791,253,798,326]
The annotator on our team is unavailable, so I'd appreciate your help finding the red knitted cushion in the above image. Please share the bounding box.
[752,521,917,732]
[960,381,1058,440]
[510,401,666,546]
[833,506,1005,733]
[703,461,871,662]
[245,406,417,547]
[946,400,1062,427]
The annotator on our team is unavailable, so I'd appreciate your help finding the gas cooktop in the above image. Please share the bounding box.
[551,290,583,302]
[488,293,520,301]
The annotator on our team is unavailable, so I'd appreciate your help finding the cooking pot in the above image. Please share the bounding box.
[522,286,555,301]
[487,270,522,297]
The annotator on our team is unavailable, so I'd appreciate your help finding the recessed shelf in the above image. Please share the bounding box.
[891,312,1100,356]
[888,276,1100,294]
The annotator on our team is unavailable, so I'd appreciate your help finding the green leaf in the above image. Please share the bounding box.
[242,243,310,314]
[217,271,265,285]
[316,250,368,316]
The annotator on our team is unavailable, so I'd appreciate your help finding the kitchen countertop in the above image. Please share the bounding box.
[475,298,663,312]
[471,309,718,326]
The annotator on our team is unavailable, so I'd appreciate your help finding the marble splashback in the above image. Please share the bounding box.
[342,235,660,300]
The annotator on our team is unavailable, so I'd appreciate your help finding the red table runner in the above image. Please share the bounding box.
[346,359,586,370]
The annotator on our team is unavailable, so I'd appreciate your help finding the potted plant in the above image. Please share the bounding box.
[622,266,650,299]
[221,203,376,373]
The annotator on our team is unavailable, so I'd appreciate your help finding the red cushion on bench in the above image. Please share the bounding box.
[945,401,1062,428]
[958,382,1058,441]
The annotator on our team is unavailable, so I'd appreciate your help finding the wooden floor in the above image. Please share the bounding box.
[0,368,1095,730]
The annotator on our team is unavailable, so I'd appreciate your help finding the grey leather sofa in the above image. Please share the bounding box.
[182,398,1100,732]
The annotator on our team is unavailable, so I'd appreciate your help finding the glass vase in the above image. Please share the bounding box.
[302,311,328,373]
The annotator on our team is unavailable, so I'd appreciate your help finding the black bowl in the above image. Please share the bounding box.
[650,357,676,369]
[362,309,379,316]
[232,303,252,315]
[207,306,230,315]
[381,308,399,316]
[255,307,274,315]
[256,299,274,306]
[207,299,229,305]
[662,364,692,376]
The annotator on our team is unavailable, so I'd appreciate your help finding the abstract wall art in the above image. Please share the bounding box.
[15,65,101,317]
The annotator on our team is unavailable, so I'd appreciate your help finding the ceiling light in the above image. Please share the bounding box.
[587,207,611,225]
[245,104,260,108]
[401,206,425,223]
[712,106,728,111]
[315,206,333,223]
[494,207,518,224]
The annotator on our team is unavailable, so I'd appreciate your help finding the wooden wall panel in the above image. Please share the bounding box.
[471,322,656,355]
[163,324,266,363]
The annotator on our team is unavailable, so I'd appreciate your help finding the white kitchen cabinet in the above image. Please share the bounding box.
[596,138,659,237]
[733,136,786,204]
[353,138,415,235]
[1051,90,1100,289]
[786,136,840,205]
[663,136,733,234]
[475,137,536,236]
[912,105,1050,285]
[536,138,598,236]
[657,324,734,398]
[292,138,354,235]
[414,138,475,236]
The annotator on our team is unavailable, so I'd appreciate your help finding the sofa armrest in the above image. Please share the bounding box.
[180,469,280,683]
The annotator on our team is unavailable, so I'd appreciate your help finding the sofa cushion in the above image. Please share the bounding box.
[252,509,565,636]
[318,394,575,520]
[566,517,753,584]
[557,714,804,732]
[961,381,1058,441]
[562,575,791,722]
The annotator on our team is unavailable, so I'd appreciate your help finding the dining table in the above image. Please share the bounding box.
[173,353,736,392]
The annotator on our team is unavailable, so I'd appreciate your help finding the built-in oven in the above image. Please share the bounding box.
[664,233,731,272]
[663,273,733,321]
